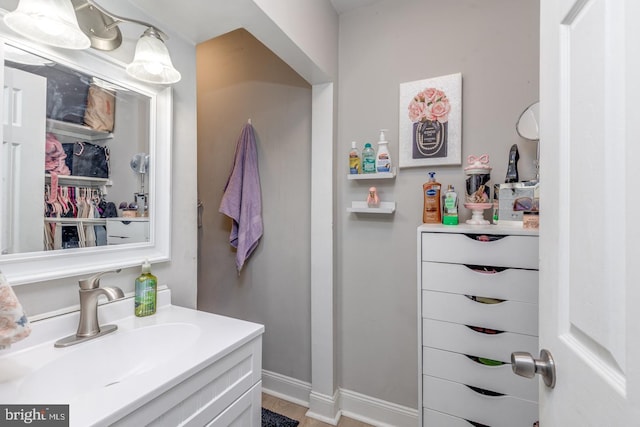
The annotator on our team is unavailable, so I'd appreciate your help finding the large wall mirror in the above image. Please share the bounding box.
[0,30,172,285]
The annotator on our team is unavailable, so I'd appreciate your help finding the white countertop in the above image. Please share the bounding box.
[0,289,264,426]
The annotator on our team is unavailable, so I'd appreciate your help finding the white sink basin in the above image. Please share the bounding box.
[0,290,264,426]
[15,322,200,402]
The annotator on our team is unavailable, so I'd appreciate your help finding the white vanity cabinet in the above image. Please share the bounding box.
[418,224,539,427]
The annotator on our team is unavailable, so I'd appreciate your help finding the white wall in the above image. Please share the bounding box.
[336,0,540,408]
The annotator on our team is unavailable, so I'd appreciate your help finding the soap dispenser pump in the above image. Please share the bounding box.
[135,259,157,317]
[376,129,392,173]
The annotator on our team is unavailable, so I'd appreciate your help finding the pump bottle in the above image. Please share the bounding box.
[375,129,392,173]
[423,172,442,223]
[135,259,157,317]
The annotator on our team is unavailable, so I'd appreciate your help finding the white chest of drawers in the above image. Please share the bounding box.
[418,224,539,427]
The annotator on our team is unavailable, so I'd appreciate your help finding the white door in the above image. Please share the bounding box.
[0,66,47,254]
[537,0,640,424]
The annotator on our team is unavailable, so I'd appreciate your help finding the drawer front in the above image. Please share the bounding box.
[423,347,537,401]
[423,409,477,427]
[421,232,538,269]
[423,375,538,427]
[422,261,538,304]
[422,290,538,336]
[107,220,149,244]
[423,319,538,363]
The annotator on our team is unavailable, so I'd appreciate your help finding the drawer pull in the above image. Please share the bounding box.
[466,325,504,335]
[465,294,505,304]
[465,354,505,366]
[464,264,507,274]
[463,233,506,242]
[465,384,504,397]
[465,420,491,427]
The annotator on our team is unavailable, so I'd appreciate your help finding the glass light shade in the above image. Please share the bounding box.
[3,0,91,50]
[126,29,181,84]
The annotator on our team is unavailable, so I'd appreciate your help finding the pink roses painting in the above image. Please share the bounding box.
[408,87,451,124]
[399,73,461,167]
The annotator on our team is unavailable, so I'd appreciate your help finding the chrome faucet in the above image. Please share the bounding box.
[55,269,124,348]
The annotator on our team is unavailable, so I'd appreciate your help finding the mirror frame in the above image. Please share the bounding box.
[0,23,172,286]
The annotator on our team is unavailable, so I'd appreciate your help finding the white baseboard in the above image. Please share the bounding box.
[261,370,311,407]
[306,390,340,425]
[261,370,419,427]
[339,388,418,427]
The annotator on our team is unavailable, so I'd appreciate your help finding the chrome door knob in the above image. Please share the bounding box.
[511,349,556,388]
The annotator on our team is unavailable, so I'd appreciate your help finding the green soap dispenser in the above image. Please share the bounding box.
[135,259,157,317]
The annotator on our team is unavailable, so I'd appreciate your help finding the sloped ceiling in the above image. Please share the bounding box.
[128,0,378,45]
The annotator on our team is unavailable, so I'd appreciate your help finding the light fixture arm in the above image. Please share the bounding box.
[83,0,169,40]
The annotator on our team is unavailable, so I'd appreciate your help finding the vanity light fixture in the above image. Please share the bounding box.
[3,0,91,50]
[125,27,181,85]
[3,0,181,85]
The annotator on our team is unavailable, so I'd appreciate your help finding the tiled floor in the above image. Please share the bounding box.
[262,393,374,427]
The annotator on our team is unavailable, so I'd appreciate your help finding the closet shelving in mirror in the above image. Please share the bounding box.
[47,119,113,141]
[44,217,105,225]
[45,174,110,188]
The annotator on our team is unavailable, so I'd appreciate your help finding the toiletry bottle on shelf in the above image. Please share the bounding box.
[442,184,459,225]
[135,259,157,317]
[423,172,442,223]
[362,143,376,174]
[375,129,392,173]
[349,141,361,174]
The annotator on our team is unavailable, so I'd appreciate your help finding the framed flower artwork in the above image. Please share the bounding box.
[398,73,462,167]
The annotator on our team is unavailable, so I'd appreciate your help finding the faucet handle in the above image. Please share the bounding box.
[79,269,122,290]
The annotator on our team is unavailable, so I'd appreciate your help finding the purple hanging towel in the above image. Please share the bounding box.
[219,123,263,272]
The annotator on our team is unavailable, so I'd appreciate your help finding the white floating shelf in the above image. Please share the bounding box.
[47,119,113,141]
[347,167,397,180]
[347,201,396,214]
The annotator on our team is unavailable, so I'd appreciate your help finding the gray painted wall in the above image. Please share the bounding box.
[196,29,313,382]
[336,0,540,407]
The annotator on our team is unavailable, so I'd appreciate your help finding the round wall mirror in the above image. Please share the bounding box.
[516,101,540,141]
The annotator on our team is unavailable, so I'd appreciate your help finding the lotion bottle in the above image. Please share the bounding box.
[135,259,157,317]
[375,129,392,173]
[349,141,361,174]
[423,172,442,223]
[442,184,459,225]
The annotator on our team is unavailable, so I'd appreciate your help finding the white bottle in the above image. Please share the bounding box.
[376,129,392,173]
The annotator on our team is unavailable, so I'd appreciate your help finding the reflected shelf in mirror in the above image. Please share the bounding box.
[47,118,113,141]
